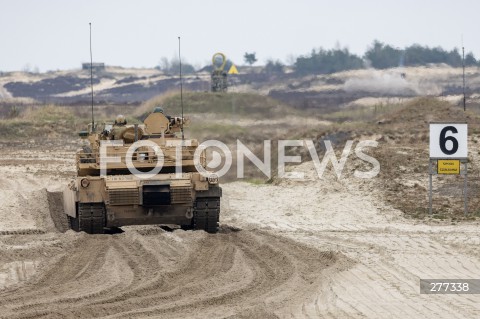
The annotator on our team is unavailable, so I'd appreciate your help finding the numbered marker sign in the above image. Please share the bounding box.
[429,123,468,158]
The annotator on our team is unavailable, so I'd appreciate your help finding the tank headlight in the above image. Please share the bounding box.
[81,178,90,188]
[207,174,219,184]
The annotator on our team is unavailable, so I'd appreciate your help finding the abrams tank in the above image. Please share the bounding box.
[63,109,221,234]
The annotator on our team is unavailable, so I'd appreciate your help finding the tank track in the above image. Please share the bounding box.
[193,197,220,233]
[69,203,106,234]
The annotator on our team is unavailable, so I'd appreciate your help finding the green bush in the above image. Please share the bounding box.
[294,48,364,74]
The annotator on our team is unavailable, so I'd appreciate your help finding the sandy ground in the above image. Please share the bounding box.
[0,147,479,318]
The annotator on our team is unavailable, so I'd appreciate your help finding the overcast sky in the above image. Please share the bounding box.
[1,0,479,72]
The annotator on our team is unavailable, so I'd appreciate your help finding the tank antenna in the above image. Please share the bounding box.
[462,35,466,112]
[89,22,95,131]
[178,36,184,140]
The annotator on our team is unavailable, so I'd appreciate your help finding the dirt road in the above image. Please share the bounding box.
[223,164,480,318]
[0,147,479,318]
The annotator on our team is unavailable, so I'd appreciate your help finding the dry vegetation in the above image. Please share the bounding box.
[0,105,79,139]
[369,98,480,220]
[271,97,480,221]
[2,93,480,318]
[1,93,479,220]
[136,91,298,118]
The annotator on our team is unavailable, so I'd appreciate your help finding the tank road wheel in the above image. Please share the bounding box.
[75,203,106,234]
[194,197,220,234]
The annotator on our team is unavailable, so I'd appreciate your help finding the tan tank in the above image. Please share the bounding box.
[63,108,221,234]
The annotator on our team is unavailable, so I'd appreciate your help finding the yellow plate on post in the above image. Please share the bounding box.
[437,159,460,174]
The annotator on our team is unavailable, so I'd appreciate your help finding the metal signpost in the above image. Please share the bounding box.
[429,122,468,215]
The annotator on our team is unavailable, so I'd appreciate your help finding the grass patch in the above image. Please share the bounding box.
[22,105,75,123]
[187,123,249,142]
[322,103,401,122]
[0,105,83,139]
[432,214,447,220]
[136,91,297,119]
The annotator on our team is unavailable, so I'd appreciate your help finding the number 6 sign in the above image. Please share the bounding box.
[429,123,468,159]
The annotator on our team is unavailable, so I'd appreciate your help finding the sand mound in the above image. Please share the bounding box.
[0,187,57,233]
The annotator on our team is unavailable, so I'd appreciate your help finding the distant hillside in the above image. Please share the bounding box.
[1,65,480,114]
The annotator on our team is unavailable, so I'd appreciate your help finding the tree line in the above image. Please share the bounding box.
[158,40,479,75]
[244,41,479,75]
[293,40,479,75]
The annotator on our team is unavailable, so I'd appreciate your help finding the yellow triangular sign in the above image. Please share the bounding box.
[228,64,238,74]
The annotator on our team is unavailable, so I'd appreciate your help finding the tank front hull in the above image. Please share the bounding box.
[63,173,221,233]
[105,204,192,227]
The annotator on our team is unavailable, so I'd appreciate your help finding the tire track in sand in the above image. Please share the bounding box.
[0,228,350,319]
